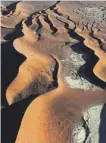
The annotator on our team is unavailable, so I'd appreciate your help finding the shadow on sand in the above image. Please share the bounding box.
[1,41,25,106]
[71,42,106,89]
[71,41,106,143]
[1,19,106,143]
[1,96,36,143]
[1,39,59,143]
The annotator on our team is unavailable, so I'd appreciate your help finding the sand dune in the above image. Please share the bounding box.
[75,27,106,82]
[1,1,56,28]
[15,56,106,143]
[6,13,74,105]
[1,1,106,143]
[5,5,106,105]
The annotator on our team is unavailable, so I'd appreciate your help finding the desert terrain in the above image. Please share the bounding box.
[1,1,106,143]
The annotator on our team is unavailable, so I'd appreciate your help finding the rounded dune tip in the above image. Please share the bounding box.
[6,88,16,105]
[93,60,106,82]
[6,83,25,105]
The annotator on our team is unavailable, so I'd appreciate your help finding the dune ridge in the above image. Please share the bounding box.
[5,5,106,105]
[1,1,56,28]
[1,1,106,143]
[15,54,106,143]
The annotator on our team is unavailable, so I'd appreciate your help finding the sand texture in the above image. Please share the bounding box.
[1,1,106,143]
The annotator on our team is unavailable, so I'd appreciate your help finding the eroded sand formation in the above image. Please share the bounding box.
[15,55,106,143]
[1,1,56,28]
[1,1,106,143]
[5,3,106,105]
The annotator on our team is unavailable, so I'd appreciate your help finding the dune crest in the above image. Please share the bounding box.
[15,55,106,143]
[1,2,106,143]
[6,13,74,105]
[75,27,106,82]
[6,7,106,105]
[1,1,57,28]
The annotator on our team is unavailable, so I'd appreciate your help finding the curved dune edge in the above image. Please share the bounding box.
[15,55,106,143]
[0,1,57,28]
[5,13,74,105]
[5,7,106,105]
[1,2,106,143]
[1,2,30,28]
[75,27,106,82]
[56,1,106,82]
[56,2,106,82]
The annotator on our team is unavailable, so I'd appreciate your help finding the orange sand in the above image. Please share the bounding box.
[1,1,56,28]
[6,14,73,105]
[75,27,106,82]
[15,56,106,143]
[6,9,106,105]
[1,2,106,143]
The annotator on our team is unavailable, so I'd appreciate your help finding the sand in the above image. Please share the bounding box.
[1,1,106,143]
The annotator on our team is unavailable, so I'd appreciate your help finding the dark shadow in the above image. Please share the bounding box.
[2,17,24,41]
[58,18,85,42]
[99,104,106,143]
[2,1,19,15]
[51,55,59,88]
[71,42,106,89]
[90,32,106,53]
[44,15,58,34]
[49,1,61,10]
[4,29,23,41]
[1,41,26,107]
[68,29,84,42]
[1,96,36,143]
[7,1,19,13]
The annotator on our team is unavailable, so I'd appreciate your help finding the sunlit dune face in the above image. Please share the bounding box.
[15,56,106,143]
[13,21,38,57]
[93,61,106,82]
[1,2,106,143]
[5,2,106,106]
